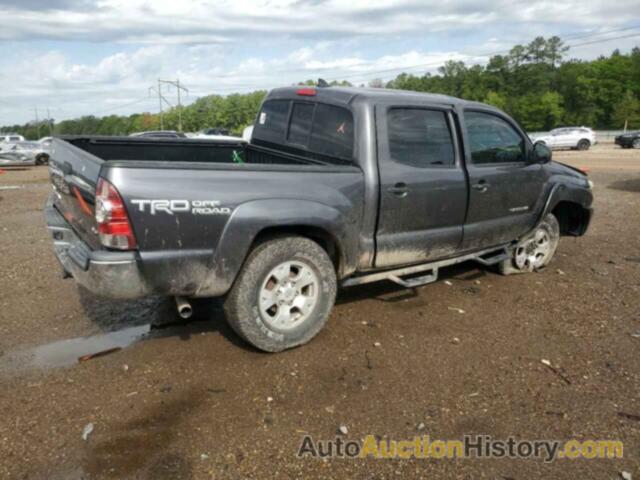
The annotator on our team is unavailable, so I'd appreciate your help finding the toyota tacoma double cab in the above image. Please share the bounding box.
[46,86,593,352]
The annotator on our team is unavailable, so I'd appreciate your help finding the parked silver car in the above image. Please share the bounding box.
[0,139,52,166]
[0,143,35,166]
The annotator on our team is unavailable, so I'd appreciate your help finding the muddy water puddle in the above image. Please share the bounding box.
[0,308,220,375]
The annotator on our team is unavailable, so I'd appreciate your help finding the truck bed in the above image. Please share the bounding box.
[47,136,365,297]
[61,135,351,166]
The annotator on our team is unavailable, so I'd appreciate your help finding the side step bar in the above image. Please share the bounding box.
[388,269,438,288]
[341,245,511,288]
[474,250,511,266]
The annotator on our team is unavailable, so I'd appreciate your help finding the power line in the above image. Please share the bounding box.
[90,96,154,116]
[563,24,640,41]
[568,32,640,49]
[26,26,640,123]
[326,29,640,82]
[180,26,640,90]
[177,24,640,84]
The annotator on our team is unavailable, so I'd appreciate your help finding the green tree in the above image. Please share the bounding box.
[512,91,564,131]
[2,37,639,136]
[483,91,508,111]
[612,90,640,130]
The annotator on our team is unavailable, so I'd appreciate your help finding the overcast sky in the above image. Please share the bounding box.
[0,0,638,126]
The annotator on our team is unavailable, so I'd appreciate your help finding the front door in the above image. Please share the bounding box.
[375,105,468,268]
[460,109,547,250]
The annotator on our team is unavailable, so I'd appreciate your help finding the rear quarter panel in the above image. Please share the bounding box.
[102,162,364,296]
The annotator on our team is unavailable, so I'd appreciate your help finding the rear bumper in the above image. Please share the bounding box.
[46,194,229,299]
[46,198,153,299]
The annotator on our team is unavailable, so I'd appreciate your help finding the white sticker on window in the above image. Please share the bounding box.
[259,112,267,125]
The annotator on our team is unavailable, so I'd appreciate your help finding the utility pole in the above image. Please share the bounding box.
[47,108,53,136]
[159,79,189,132]
[34,108,41,138]
[149,82,168,130]
[177,79,183,132]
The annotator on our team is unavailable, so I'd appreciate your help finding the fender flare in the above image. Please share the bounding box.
[196,199,353,296]
[533,182,592,234]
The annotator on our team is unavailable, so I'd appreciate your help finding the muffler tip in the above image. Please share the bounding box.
[175,296,193,319]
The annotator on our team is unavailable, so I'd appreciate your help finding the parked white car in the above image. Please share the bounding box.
[192,127,244,142]
[529,127,596,151]
[0,133,25,143]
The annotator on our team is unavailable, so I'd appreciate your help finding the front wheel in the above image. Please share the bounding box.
[224,236,337,352]
[632,139,640,149]
[499,214,560,275]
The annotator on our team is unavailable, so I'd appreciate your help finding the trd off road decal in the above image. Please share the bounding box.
[131,199,232,216]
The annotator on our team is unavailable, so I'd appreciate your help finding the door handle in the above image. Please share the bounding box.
[387,182,410,197]
[472,180,490,193]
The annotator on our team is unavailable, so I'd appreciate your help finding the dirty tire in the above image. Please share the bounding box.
[633,138,640,149]
[577,139,590,151]
[35,154,49,165]
[224,236,337,352]
[499,213,560,275]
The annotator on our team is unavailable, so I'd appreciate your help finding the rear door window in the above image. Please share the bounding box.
[387,108,455,167]
[309,104,354,160]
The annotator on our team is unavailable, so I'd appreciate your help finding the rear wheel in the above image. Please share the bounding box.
[35,154,49,165]
[499,214,560,275]
[224,236,337,352]
[577,139,590,151]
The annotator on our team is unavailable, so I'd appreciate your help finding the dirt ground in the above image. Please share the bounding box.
[0,145,638,479]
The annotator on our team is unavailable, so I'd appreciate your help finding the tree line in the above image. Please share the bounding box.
[2,37,639,139]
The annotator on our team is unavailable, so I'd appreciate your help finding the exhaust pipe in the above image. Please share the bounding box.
[175,296,193,319]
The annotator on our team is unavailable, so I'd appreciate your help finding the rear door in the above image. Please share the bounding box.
[460,109,546,250]
[559,128,580,148]
[548,129,564,148]
[375,104,467,268]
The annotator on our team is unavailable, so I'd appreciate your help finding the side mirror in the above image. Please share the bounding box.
[530,142,552,164]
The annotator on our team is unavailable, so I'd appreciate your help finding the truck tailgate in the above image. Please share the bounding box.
[48,138,103,250]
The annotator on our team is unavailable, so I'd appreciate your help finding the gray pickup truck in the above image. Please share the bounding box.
[46,86,593,352]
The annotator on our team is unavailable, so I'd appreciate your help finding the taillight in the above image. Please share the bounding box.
[95,178,137,250]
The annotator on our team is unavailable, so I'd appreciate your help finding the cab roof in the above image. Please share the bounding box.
[267,86,487,109]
